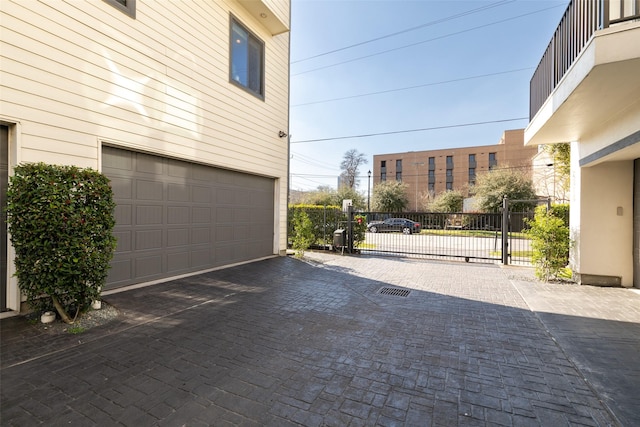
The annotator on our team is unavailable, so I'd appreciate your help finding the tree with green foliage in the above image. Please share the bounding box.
[429,190,464,213]
[526,204,571,281]
[291,209,314,258]
[6,163,117,324]
[471,167,537,212]
[372,180,409,212]
[298,185,366,211]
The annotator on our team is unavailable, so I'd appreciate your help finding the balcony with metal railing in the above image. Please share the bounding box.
[530,0,640,121]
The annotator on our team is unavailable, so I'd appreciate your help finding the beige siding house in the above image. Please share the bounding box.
[0,0,291,312]
[525,0,640,287]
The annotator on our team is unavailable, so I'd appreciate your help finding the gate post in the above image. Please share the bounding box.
[347,204,354,254]
[502,196,509,265]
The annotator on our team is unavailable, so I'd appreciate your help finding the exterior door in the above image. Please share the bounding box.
[1,126,8,311]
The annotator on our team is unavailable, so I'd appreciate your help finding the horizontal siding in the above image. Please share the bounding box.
[1,0,289,176]
[0,0,290,251]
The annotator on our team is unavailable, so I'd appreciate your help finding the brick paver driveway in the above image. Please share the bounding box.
[1,255,631,426]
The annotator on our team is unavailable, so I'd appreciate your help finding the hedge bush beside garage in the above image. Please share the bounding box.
[288,204,345,246]
[6,163,117,323]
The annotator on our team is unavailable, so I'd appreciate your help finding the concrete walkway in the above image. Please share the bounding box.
[1,253,639,426]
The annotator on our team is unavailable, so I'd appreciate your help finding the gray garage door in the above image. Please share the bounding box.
[102,146,275,290]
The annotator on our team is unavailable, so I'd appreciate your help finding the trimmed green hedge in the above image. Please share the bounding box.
[288,204,345,246]
[526,204,570,281]
[6,163,117,322]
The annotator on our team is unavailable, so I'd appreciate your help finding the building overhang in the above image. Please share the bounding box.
[525,23,640,157]
[238,0,290,35]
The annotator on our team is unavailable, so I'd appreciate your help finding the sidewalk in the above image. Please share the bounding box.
[1,253,638,426]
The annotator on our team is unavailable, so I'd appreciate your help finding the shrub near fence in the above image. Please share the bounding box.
[288,205,345,247]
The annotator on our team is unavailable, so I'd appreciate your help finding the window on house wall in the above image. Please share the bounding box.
[396,159,402,171]
[381,160,386,168]
[446,182,453,191]
[230,17,264,99]
[469,168,476,185]
[103,0,136,18]
[446,155,453,167]
[428,157,435,168]
[381,172,386,181]
[396,171,402,181]
[428,183,435,193]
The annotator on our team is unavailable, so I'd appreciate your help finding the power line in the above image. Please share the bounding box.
[291,0,514,64]
[292,5,563,77]
[291,67,533,107]
[290,118,528,144]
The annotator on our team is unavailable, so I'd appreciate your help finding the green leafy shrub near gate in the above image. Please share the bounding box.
[353,214,367,249]
[526,204,570,281]
[288,204,344,246]
[291,209,314,258]
[6,163,117,323]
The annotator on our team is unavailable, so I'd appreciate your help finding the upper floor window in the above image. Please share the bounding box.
[396,171,402,181]
[381,160,386,168]
[104,0,136,18]
[446,155,453,168]
[230,17,264,99]
[396,159,402,171]
[381,172,386,181]
[489,152,497,169]
[428,157,435,169]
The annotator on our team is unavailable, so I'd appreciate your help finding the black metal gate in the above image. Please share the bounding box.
[346,198,545,266]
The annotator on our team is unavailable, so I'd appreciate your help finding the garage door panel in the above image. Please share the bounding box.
[104,147,274,290]
[168,183,190,202]
[114,230,132,252]
[168,206,190,224]
[136,205,163,225]
[108,258,133,284]
[110,177,133,199]
[192,186,211,203]
[167,228,189,247]
[135,229,163,250]
[136,153,164,175]
[167,250,190,272]
[136,180,163,201]
[135,255,163,279]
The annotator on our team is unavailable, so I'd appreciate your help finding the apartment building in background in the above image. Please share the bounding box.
[372,129,538,211]
[525,0,640,288]
[0,0,291,313]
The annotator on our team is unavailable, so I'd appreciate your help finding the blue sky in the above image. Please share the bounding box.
[288,0,569,191]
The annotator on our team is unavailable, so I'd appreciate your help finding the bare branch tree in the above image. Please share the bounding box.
[339,149,367,189]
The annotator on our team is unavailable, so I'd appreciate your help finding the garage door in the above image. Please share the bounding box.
[102,146,275,290]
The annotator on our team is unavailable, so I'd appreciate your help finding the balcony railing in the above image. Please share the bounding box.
[530,0,640,120]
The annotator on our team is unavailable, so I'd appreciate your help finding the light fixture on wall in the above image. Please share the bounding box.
[278,131,288,138]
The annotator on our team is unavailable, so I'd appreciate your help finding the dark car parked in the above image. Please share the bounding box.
[367,218,421,234]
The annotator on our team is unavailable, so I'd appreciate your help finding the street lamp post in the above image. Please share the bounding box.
[367,170,371,212]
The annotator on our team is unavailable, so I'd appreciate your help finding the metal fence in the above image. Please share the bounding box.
[356,211,534,266]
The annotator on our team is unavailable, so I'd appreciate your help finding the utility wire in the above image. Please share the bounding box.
[291,67,533,107]
[292,5,563,77]
[291,0,514,64]
[290,118,528,144]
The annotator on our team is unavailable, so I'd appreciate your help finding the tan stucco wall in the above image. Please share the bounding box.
[570,157,634,287]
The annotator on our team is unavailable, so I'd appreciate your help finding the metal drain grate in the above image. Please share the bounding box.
[378,287,411,297]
